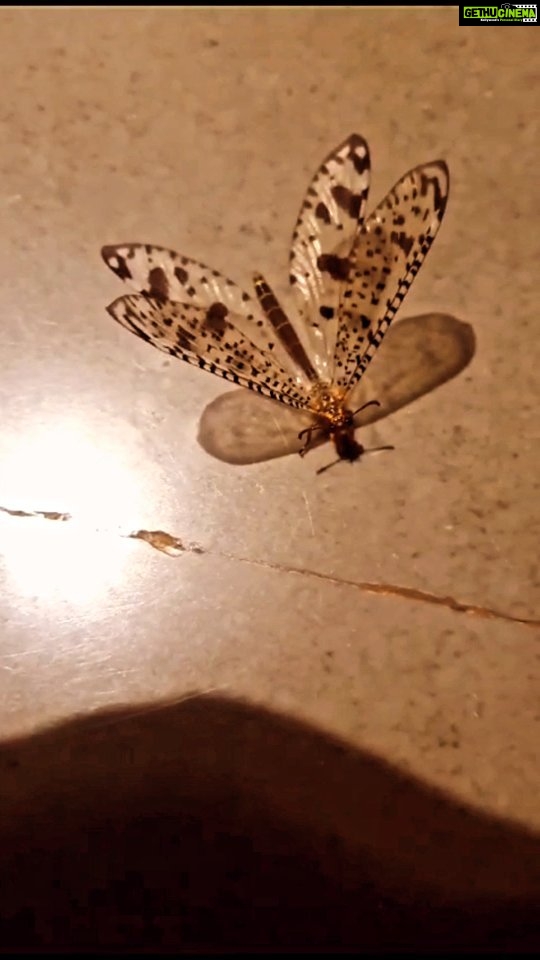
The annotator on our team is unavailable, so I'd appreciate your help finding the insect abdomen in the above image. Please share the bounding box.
[253,273,317,380]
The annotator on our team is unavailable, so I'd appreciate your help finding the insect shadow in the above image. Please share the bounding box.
[198,313,476,467]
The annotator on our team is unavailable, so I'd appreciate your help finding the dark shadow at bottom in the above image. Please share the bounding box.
[1,695,538,952]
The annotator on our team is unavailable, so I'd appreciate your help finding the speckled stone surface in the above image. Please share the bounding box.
[0,8,538,950]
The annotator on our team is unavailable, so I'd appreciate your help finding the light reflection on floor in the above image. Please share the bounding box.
[0,419,145,605]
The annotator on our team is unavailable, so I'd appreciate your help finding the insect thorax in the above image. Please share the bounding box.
[308,382,351,427]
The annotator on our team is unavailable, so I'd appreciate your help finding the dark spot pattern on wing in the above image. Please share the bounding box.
[204,302,229,336]
[288,133,371,379]
[317,254,352,283]
[331,185,363,219]
[315,201,331,224]
[390,231,414,257]
[102,248,132,281]
[331,159,449,392]
[101,145,449,443]
[174,265,189,285]
[106,294,311,410]
[148,266,169,301]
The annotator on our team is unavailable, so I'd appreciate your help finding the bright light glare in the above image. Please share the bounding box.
[0,420,146,605]
[1,518,133,605]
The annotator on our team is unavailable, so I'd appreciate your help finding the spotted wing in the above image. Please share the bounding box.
[106,294,309,409]
[333,160,449,392]
[101,243,311,390]
[289,134,370,380]
[102,242,256,315]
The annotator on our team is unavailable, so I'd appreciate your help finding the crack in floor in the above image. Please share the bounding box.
[1,505,538,630]
[220,554,540,629]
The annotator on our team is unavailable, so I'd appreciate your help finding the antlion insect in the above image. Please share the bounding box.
[102,134,449,473]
